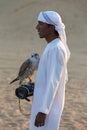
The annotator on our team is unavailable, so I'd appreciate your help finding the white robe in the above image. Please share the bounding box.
[29,38,67,130]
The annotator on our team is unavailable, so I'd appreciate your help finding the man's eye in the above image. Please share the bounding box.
[39,22,44,25]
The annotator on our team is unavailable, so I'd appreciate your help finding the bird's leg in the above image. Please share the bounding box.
[28,77,32,83]
[19,80,22,85]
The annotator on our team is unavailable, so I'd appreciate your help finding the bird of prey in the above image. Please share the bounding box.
[10,52,40,85]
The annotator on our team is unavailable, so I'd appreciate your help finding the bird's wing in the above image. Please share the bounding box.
[18,59,32,77]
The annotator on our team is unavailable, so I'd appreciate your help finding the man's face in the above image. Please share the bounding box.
[36,21,50,38]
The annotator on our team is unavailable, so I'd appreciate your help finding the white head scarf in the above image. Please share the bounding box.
[38,11,70,62]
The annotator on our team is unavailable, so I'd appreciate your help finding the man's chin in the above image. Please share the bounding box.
[38,33,44,38]
[39,35,44,38]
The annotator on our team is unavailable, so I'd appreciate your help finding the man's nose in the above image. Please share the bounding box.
[36,24,38,30]
[36,24,39,30]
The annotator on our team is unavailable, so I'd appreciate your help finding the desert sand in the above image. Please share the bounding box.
[0,0,87,130]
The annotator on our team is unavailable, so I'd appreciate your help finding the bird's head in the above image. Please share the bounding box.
[31,52,40,61]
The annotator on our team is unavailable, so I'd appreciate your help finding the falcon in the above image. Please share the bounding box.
[10,52,40,84]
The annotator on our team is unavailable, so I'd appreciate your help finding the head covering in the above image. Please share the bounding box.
[37,11,70,62]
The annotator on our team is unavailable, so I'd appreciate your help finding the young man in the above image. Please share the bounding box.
[29,11,70,130]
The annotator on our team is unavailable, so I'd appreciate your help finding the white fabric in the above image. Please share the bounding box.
[38,11,70,82]
[29,38,68,130]
[38,11,70,62]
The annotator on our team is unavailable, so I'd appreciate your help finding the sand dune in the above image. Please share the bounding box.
[0,0,87,130]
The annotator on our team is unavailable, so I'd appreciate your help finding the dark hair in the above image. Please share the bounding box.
[55,30,59,37]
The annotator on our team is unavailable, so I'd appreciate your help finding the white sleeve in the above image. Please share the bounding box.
[39,47,65,114]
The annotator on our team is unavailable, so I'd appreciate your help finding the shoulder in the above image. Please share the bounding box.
[48,40,65,55]
[47,40,67,63]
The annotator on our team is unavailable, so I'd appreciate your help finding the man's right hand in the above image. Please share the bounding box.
[34,112,46,127]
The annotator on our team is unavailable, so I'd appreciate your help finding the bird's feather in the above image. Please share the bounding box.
[18,59,32,77]
[9,53,40,85]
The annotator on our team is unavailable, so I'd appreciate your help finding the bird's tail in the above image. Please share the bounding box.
[9,77,19,84]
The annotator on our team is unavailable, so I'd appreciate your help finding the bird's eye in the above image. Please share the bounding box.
[31,55,34,57]
[35,54,37,56]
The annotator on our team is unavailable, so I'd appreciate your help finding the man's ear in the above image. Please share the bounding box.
[48,24,55,31]
[48,24,59,37]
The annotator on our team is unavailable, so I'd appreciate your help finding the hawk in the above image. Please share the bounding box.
[10,52,40,84]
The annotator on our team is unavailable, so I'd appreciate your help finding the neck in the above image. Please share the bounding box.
[45,35,59,43]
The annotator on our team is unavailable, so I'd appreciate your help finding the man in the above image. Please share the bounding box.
[29,11,70,130]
